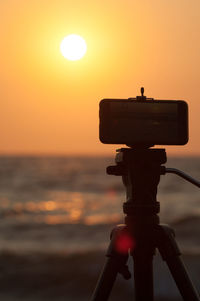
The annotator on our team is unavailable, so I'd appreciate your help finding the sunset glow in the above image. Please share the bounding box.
[0,1,200,155]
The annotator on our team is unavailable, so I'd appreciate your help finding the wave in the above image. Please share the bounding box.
[0,215,199,256]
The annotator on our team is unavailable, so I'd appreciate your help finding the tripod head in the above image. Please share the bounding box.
[107,148,167,228]
[107,147,199,229]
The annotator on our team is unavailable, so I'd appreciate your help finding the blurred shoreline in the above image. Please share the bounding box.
[0,218,199,300]
[0,216,199,255]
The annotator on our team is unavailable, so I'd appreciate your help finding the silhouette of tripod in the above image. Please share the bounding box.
[91,148,200,301]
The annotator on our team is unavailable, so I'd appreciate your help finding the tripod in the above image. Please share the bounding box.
[91,148,200,301]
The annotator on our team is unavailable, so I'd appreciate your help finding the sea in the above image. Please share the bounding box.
[0,155,199,300]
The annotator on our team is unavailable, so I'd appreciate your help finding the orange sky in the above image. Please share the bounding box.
[1,0,200,156]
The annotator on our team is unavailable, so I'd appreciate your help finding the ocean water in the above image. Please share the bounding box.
[0,155,199,300]
[0,155,199,255]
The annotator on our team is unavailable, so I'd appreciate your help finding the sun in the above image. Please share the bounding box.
[60,34,87,61]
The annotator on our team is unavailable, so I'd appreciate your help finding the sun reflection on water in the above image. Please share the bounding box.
[0,190,123,225]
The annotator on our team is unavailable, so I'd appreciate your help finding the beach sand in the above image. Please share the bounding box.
[0,250,199,301]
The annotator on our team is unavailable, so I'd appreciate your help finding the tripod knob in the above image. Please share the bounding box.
[106,165,125,176]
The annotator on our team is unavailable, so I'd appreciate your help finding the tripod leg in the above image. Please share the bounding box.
[132,250,154,301]
[90,225,131,301]
[131,231,155,301]
[157,224,200,301]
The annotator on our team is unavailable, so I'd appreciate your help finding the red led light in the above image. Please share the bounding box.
[115,233,135,254]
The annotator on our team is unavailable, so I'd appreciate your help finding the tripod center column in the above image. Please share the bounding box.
[117,148,166,228]
[117,148,167,301]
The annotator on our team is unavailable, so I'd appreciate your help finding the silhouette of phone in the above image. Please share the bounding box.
[99,98,188,146]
